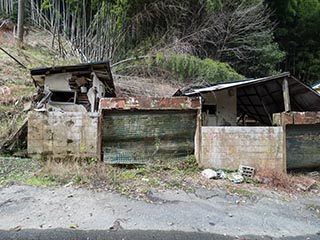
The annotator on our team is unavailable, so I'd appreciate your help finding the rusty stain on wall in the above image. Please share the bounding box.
[273,111,320,126]
[100,97,201,111]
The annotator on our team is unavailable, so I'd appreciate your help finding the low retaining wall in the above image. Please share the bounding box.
[200,127,284,173]
[28,111,100,160]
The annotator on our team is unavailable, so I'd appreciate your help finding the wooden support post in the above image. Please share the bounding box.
[282,78,291,112]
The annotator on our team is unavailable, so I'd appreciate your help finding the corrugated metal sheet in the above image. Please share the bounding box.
[175,73,320,125]
[286,125,320,169]
[103,110,197,164]
[101,97,200,164]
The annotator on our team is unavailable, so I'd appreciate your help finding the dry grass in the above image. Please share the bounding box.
[39,159,110,186]
[256,169,318,193]
[35,157,206,201]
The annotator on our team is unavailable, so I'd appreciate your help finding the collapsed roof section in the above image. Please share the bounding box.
[175,72,320,125]
[30,61,115,97]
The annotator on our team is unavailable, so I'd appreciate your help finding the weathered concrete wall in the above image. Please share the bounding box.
[28,111,100,160]
[202,89,237,126]
[200,127,284,172]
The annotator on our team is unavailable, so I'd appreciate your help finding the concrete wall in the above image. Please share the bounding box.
[28,111,100,160]
[200,126,284,172]
[202,89,237,126]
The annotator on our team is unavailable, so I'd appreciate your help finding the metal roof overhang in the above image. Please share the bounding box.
[176,73,320,125]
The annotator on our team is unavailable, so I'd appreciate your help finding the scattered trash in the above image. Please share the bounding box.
[217,169,227,179]
[167,222,174,226]
[69,224,79,229]
[228,172,244,184]
[142,177,149,182]
[109,220,123,231]
[201,169,218,179]
[296,180,316,191]
[10,225,22,231]
[308,171,320,177]
[64,182,73,188]
[238,165,255,178]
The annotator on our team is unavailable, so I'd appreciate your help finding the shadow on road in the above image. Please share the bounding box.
[0,229,319,240]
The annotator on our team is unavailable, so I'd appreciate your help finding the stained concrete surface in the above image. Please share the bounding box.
[0,185,320,238]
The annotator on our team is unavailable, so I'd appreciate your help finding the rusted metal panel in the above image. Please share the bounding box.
[273,112,320,126]
[200,127,284,172]
[102,110,197,164]
[286,125,320,169]
[100,97,201,111]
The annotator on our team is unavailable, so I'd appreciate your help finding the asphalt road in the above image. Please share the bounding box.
[0,229,319,240]
[1,185,320,238]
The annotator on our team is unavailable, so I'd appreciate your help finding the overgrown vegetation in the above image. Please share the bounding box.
[0,29,79,147]
[0,156,204,201]
[115,53,244,84]
[0,157,56,186]
[1,0,287,80]
[1,156,319,202]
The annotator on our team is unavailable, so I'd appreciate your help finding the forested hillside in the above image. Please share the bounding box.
[0,0,319,84]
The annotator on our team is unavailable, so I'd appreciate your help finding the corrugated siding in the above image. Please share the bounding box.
[286,125,320,169]
[102,110,197,164]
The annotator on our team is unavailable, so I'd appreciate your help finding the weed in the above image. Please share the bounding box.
[306,204,320,216]
[226,185,255,198]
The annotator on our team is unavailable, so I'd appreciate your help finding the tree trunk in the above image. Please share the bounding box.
[17,0,25,44]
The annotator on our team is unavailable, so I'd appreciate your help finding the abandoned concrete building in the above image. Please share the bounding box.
[27,62,201,163]
[27,63,320,173]
[175,72,320,172]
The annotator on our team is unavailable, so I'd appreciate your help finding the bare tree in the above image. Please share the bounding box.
[17,0,25,44]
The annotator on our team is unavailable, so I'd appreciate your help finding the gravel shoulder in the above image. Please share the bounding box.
[0,184,319,238]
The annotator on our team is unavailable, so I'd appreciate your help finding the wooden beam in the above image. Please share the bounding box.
[282,78,291,112]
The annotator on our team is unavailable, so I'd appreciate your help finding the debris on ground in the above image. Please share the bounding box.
[227,172,244,184]
[296,180,317,191]
[201,169,218,179]
[308,171,320,177]
[217,169,227,179]
[109,220,124,231]
[238,165,255,178]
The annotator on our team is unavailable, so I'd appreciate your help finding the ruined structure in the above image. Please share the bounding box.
[28,62,201,162]
[28,62,115,160]
[175,73,320,172]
